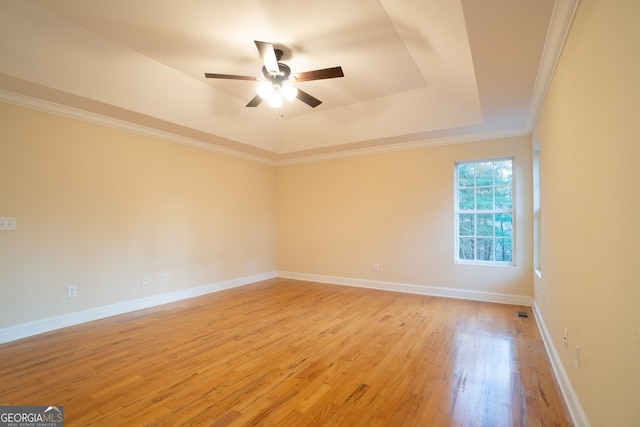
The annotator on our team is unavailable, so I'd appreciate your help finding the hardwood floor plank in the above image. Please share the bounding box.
[0,278,571,426]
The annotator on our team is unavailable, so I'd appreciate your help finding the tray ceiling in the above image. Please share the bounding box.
[0,0,577,163]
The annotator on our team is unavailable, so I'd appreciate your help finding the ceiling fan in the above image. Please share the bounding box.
[205,41,344,109]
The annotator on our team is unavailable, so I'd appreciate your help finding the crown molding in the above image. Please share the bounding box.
[0,88,531,166]
[275,127,531,165]
[0,89,278,166]
[2,0,578,169]
[527,0,581,130]
[0,1,579,167]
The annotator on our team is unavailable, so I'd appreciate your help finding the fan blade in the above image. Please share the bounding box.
[255,41,279,74]
[246,94,263,108]
[296,89,322,108]
[205,73,258,81]
[294,66,344,82]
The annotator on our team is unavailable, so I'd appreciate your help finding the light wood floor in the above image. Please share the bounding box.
[0,278,570,426]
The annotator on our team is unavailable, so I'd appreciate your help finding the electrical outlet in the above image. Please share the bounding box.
[563,328,568,349]
[162,272,169,282]
[244,259,251,270]
[141,275,149,286]
[67,285,78,299]
[373,263,380,272]
[574,344,580,370]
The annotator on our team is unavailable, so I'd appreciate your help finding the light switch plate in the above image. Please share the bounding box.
[0,217,16,230]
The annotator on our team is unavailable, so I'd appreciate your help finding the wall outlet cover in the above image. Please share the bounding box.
[67,285,78,299]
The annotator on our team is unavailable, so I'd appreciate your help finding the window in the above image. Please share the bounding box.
[455,158,514,264]
[532,143,541,273]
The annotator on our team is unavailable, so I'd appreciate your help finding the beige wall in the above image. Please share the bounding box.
[533,0,640,425]
[1,102,533,331]
[0,103,277,328]
[277,136,533,298]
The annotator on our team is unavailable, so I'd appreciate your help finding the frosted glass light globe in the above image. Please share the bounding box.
[257,81,273,99]
[282,84,298,101]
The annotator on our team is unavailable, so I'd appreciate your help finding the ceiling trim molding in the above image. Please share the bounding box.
[275,128,531,166]
[526,0,581,131]
[2,2,569,166]
[0,89,277,166]
[1,88,532,167]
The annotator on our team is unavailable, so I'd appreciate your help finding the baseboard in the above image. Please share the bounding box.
[2,270,586,425]
[532,302,590,427]
[1,270,532,341]
[0,271,277,344]
[278,271,533,306]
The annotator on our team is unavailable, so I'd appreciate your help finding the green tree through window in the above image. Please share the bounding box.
[456,159,513,263]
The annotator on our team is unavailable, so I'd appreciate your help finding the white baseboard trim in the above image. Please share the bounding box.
[1,270,532,343]
[532,302,590,427]
[278,271,533,306]
[0,271,277,344]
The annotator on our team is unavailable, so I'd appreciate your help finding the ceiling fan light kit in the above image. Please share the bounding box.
[281,84,298,101]
[205,40,344,112]
[257,81,273,100]
[257,81,298,107]
[268,87,283,108]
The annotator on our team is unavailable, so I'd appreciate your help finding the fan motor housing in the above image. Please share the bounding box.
[262,63,291,81]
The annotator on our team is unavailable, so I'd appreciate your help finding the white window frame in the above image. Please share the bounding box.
[454,157,515,266]
[533,143,541,275]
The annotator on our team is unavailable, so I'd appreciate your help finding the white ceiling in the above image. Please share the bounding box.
[0,0,576,163]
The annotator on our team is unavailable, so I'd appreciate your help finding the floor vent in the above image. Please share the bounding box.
[516,311,530,319]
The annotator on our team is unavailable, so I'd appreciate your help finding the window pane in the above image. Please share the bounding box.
[455,158,513,264]
[495,185,512,209]
[459,238,475,260]
[477,214,493,236]
[476,238,494,261]
[495,238,513,262]
[458,188,474,210]
[476,187,493,209]
[459,214,474,236]
[494,160,512,185]
[494,213,513,237]
[476,162,493,186]
[458,163,475,187]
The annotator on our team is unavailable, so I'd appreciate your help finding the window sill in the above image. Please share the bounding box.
[456,260,515,267]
